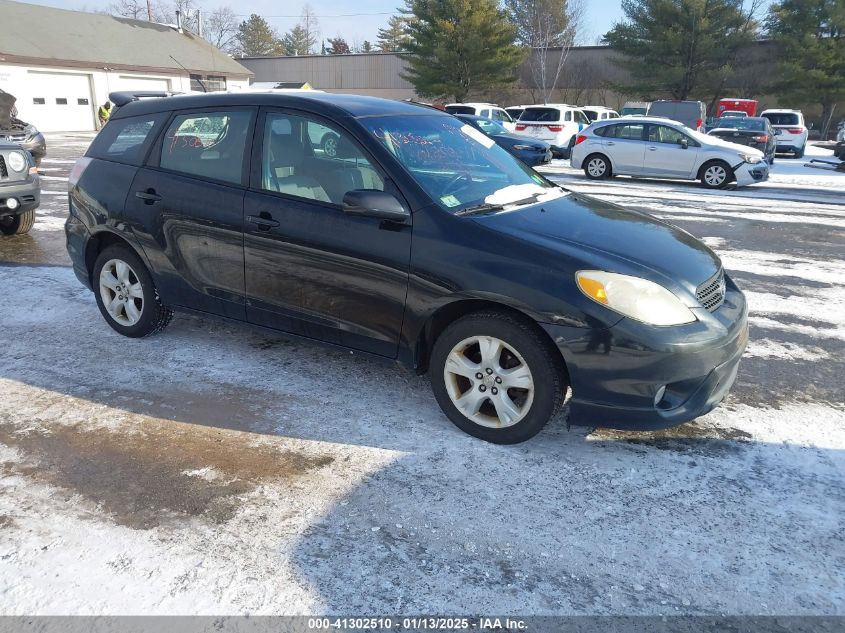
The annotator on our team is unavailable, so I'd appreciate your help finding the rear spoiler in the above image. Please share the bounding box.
[108,91,182,108]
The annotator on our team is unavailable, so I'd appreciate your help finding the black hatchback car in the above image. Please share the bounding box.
[707,117,777,164]
[66,91,748,444]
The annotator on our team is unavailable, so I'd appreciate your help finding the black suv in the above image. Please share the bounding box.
[66,91,747,443]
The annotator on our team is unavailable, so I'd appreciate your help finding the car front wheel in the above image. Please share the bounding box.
[700,161,733,189]
[430,312,567,444]
[0,209,35,235]
[93,245,173,338]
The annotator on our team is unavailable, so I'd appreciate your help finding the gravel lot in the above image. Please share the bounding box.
[0,134,843,615]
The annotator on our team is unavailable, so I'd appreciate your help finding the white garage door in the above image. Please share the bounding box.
[27,71,95,132]
[111,76,172,94]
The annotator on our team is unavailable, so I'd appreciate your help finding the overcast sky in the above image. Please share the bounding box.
[33,0,627,49]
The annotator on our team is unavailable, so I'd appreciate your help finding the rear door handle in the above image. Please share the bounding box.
[247,213,280,229]
[606,141,615,146]
[135,189,162,204]
[647,146,658,151]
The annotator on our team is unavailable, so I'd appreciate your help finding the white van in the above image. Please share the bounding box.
[444,103,516,131]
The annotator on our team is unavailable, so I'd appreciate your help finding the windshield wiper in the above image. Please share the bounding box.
[453,203,506,217]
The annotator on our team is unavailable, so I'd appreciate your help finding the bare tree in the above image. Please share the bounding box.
[204,6,239,51]
[300,4,320,54]
[506,0,583,103]
[108,0,165,21]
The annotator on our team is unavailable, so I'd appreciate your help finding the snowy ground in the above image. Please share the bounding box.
[0,135,843,615]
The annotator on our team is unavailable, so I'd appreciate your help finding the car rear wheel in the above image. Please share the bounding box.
[0,209,35,235]
[430,312,567,444]
[700,161,733,189]
[795,145,805,158]
[93,245,173,338]
[584,154,611,179]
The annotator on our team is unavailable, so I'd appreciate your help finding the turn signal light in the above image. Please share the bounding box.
[575,135,587,145]
[576,276,608,305]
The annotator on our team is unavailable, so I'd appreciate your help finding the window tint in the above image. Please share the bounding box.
[87,113,166,165]
[508,108,524,120]
[521,108,560,122]
[712,118,765,131]
[564,111,572,122]
[583,110,598,121]
[648,125,688,144]
[608,123,645,140]
[762,112,800,126]
[445,105,475,115]
[160,110,251,184]
[492,109,510,122]
[261,112,384,205]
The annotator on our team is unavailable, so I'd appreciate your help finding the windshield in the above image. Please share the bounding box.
[712,118,765,131]
[473,118,508,135]
[361,114,560,214]
[583,109,598,121]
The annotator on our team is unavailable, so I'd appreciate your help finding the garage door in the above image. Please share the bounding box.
[27,71,95,132]
[111,76,172,94]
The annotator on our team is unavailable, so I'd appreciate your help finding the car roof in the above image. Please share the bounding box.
[582,105,615,110]
[111,91,438,121]
[592,115,679,126]
[760,108,802,113]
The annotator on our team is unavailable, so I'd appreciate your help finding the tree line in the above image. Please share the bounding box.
[104,0,844,134]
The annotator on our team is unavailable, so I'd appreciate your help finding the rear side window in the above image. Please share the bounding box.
[87,114,166,165]
[521,108,560,122]
[159,110,252,185]
[605,123,645,140]
[763,112,800,126]
[574,110,590,125]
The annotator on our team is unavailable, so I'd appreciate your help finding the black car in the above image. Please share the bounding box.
[0,90,47,167]
[65,91,747,444]
[456,114,552,166]
[707,117,777,164]
[0,141,40,235]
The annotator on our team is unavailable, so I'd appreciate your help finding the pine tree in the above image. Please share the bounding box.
[767,0,845,137]
[282,24,312,55]
[377,14,410,52]
[402,0,523,102]
[362,40,373,52]
[603,0,757,100]
[326,37,352,54]
[236,14,282,56]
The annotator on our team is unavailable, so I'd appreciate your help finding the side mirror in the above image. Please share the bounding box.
[342,190,410,221]
[678,137,689,149]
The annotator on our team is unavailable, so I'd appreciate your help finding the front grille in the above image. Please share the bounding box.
[0,155,7,179]
[696,269,726,312]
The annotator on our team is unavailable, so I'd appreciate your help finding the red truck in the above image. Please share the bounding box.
[717,98,758,117]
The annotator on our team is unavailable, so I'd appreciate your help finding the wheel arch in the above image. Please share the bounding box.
[696,158,734,182]
[84,229,148,286]
[412,298,569,382]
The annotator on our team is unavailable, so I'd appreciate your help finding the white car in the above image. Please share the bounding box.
[760,109,809,157]
[513,104,590,157]
[505,105,531,121]
[581,105,620,122]
[444,103,516,131]
[570,116,769,189]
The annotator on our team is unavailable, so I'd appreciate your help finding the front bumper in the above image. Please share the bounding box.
[541,281,748,431]
[734,160,769,186]
[0,177,40,213]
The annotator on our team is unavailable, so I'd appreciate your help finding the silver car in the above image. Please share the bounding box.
[570,116,769,189]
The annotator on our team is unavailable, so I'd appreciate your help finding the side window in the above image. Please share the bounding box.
[261,111,384,205]
[648,125,687,144]
[614,124,645,140]
[492,109,508,122]
[564,111,572,122]
[160,110,251,184]
[480,109,491,118]
[87,113,167,165]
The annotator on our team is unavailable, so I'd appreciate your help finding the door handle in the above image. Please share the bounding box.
[247,213,280,230]
[647,146,658,151]
[606,141,615,146]
[135,189,162,204]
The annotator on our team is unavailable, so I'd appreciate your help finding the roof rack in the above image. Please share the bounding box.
[109,91,182,107]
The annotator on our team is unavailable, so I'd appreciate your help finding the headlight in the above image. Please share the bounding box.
[739,152,761,164]
[6,151,27,173]
[576,271,697,326]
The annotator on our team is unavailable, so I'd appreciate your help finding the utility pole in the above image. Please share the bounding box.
[146,0,153,21]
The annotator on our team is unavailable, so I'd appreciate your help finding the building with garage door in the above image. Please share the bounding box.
[0,0,251,132]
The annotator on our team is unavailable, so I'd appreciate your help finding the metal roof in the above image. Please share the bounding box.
[0,0,251,78]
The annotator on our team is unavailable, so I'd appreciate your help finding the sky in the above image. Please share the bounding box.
[35,0,627,50]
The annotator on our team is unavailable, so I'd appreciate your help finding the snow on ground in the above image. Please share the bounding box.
[0,135,843,615]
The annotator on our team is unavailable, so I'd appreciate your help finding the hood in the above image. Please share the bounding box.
[492,133,550,148]
[698,131,764,157]
[0,91,15,130]
[472,190,721,296]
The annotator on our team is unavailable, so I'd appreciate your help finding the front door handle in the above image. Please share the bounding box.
[606,141,615,146]
[647,146,658,151]
[135,189,162,204]
[247,213,280,230]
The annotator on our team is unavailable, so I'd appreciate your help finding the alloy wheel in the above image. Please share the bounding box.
[443,335,535,428]
[704,164,727,186]
[587,158,607,177]
[99,258,144,326]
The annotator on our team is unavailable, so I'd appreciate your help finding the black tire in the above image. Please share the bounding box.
[0,209,35,235]
[93,244,173,338]
[429,311,567,444]
[699,160,734,189]
[795,145,805,158]
[583,153,612,179]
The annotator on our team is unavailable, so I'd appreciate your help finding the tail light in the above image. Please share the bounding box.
[547,125,563,132]
[68,157,93,191]
[575,135,587,145]
[516,124,526,131]
[787,128,803,134]
[696,119,703,130]
[752,135,768,143]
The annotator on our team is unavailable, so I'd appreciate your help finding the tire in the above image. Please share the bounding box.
[321,134,339,157]
[699,160,733,189]
[0,209,35,235]
[93,244,173,338]
[584,154,611,179]
[795,145,805,158]
[429,311,567,444]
